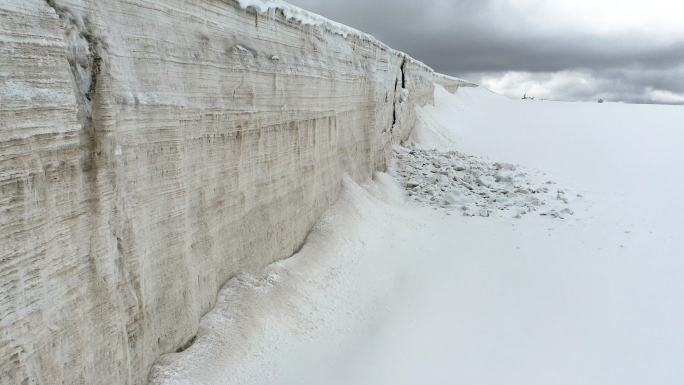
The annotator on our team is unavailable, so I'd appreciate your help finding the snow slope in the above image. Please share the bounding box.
[150,86,684,384]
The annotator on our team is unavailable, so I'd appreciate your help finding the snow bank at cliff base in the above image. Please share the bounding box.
[151,84,684,385]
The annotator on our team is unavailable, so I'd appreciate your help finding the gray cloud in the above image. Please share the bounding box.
[459,67,684,104]
[286,0,684,104]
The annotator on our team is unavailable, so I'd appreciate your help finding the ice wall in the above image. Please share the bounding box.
[0,0,474,383]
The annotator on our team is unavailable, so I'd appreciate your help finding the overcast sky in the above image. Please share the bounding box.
[286,0,684,104]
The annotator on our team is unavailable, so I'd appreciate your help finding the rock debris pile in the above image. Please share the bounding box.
[392,146,577,218]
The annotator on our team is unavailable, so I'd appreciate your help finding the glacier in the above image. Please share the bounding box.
[0,0,472,383]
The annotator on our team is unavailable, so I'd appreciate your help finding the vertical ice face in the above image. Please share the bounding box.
[0,0,476,383]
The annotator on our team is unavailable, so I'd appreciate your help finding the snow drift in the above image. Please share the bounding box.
[150,85,684,385]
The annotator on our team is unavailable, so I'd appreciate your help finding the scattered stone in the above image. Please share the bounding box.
[557,192,569,203]
[495,162,516,171]
[393,146,575,220]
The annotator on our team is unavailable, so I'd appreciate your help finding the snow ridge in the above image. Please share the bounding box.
[235,0,374,40]
[234,0,475,83]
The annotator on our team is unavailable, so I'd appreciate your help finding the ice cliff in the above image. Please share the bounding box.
[0,0,474,383]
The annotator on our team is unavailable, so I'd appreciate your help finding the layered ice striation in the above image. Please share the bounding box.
[0,0,474,384]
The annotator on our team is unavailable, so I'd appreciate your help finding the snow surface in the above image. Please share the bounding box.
[150,85,684,385]
[235,0,374,40]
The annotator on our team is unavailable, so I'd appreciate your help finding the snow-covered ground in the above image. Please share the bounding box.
[149,86,684,385]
